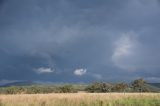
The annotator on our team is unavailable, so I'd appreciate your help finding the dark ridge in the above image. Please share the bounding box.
[147,83,160,88]
[0,81,36,87]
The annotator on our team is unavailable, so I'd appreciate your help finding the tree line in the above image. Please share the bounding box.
[85,78,150,93]
[0,79,150,94]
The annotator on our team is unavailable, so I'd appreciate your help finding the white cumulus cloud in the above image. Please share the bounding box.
[34,67,54,74]
[74,68,87,76]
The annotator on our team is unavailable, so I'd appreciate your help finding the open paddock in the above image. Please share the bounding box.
[0,93,160,106]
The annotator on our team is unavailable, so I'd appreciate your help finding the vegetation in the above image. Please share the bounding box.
[85,79,153,93]
[0,93,159,106]
[58,85,77,93]
[111,83,128,92]
[0,79,159,106]
[0,79,159,94]
[131,78,150,92]
[85,82,112,93]
[0,85,78,94]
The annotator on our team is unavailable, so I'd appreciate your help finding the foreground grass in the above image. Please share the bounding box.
[0,93,160,106]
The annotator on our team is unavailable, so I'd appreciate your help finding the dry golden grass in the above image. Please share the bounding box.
[0,93,160,106]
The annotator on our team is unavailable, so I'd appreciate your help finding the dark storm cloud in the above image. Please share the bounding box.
[0,0,160,82]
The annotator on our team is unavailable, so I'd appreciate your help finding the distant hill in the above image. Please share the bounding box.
[146,83,160,92]
[147,83,160,88]
[0,81,36,87]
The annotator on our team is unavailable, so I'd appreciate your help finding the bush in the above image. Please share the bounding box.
[112,83,128,92]
[85,82,111,93]
[58,85,77,93]
[131,78,150,92]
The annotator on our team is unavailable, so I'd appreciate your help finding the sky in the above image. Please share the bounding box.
[0,0,160,83]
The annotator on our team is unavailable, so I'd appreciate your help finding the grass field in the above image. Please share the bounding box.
[0,93,160,106]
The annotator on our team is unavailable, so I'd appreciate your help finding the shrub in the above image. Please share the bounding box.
[112,83,128,92]
[85,82,111,93]
[58,85,77,93]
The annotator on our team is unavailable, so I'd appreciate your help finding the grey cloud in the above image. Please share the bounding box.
[0,0,160,82]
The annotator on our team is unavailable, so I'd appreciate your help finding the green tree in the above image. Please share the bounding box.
[58,85,76,93]
[112,83,128,92]
[131,78,149,92]
[85,82,111,93]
